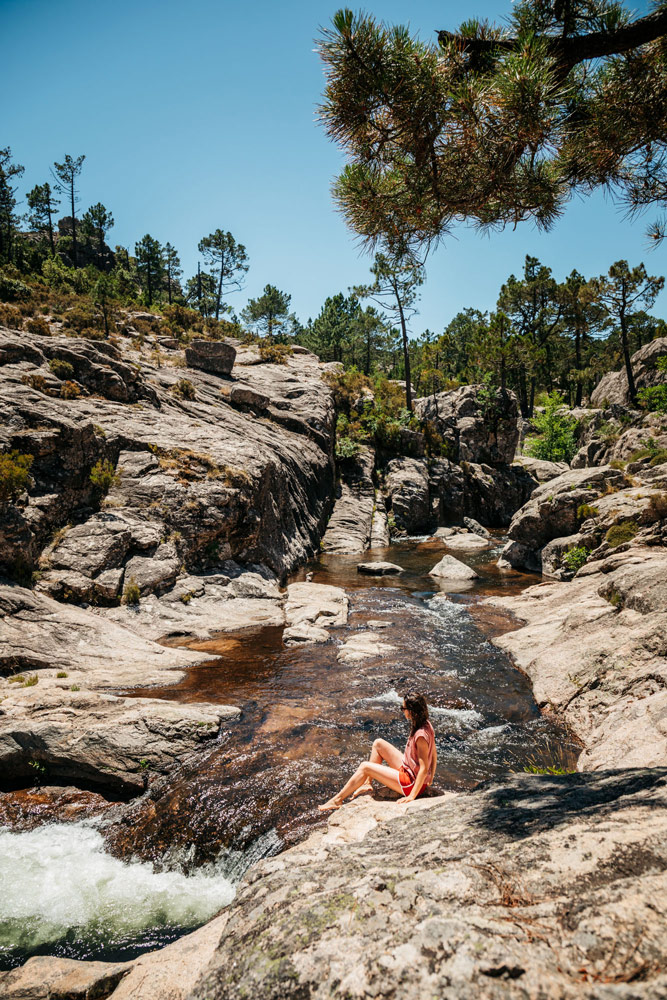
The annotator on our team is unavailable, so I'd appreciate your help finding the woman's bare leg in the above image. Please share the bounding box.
[351,738,403,799]
[318,761,403,811]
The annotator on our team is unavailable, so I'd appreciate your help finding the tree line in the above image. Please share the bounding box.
[1,145,665,413]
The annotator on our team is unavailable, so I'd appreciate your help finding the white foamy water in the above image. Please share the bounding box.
[0,822,235,955]
[429,705,484,726]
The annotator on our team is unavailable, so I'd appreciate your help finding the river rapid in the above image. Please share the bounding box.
[0,536,579,969]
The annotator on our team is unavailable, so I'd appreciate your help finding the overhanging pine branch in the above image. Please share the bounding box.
[437,8,667,71]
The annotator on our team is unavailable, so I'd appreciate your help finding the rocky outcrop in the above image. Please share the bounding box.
[369,493,390,547]
[591,336,667,406]
[512,456,569,482]
[185,338,236,375]
[0,326,336,587]
[383,456,431,534]
[487,546,667,771]
[0,585,242,795]
[320,447,374,554]
[415,384,520,465]
[185,775,667,1000]
[498,465,629,572]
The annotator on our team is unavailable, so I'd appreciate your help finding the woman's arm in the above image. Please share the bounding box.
[431,737,438,783]
[402,736,429,803]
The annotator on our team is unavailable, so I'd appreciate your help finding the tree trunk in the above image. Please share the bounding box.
[575,325,583,407]
[197,263,202,314]
[46,201,55,256]
[620,311,637,403]
[396,295,413,412]
[215,251,224,321]
[70,178,78,268]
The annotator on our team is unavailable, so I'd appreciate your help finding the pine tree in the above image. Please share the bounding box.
[163,243,182,305]
[134,234,164,307]
[354,253,423,411]
[52,154,85,266]
[318,4,667,252]
[0,147,25,264]
[80,202,114,254]
[594,261,665,403]
[242,284,292,340]
[26,182,59,255]
[197,229,249,320]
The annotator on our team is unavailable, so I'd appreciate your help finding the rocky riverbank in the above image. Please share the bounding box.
[1,324,667,998]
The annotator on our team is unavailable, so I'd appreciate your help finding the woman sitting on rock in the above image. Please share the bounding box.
[319,692,437,811]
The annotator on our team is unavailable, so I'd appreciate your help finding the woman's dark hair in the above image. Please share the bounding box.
[402,692,429,736]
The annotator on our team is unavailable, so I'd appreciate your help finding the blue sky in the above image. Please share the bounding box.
[3,0,665,333]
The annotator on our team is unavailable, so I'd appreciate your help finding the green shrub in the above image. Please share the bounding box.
[649,449,667,467]
[0,270,31,302]
[609,459,626,470]
[259,342,292,364]
[122,576,141,605]
[49,358,74,380]
[0,450,33,506]
[524,391,578,463]
[56,671,68,678]
[563,546,589,573]
[637,385,667,414]
[22,674,38,687]
[336,436,362,460]
[70,684,81,692]
[577,503,599,522]
[162,303,200,333]
[606,520,639,548]
[89,458,119,496]
[172,378,196,401]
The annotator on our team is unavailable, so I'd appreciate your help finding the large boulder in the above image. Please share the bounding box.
[415,384,520,465]
[189,777,667,1000]
[321,447,375,554]
[591,336,667,406]
[185,338,236,376]
[383,457,431,534]
[429,554,479,580]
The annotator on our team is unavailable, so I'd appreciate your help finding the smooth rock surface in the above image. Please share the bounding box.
[337,632,397,663]
[429,555,479,580]
[189,773,667,1000]
[487,546,667,770]
[283,581,348,646]
[320,448,375,554]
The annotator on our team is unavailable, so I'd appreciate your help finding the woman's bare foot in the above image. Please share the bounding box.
[318,796,343,812]
[351,780,373,800]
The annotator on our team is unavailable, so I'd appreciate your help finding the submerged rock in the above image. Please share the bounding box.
[337,632,397,663]
[356,561,403,575]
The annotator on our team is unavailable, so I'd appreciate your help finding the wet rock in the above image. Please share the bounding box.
[0,585,246,794]
[0,955,131,1000]
[415,384,520,465]
[337,632,397,663]
[190,774,667,1000]
[283,582,348,646]
[321,447,375,554]
[0,785,114,831]
[429,555,479,580]
[185,338,236,376]
[462,516,490,537]
[357,561,403,575]
[487,546,667,770]
[591,336,667,406]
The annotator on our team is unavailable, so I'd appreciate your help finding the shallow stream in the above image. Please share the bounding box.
[0,536,579,969]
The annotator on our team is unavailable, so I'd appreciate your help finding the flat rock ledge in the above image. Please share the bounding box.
[485,546,667,770]
[0,585,239,795]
